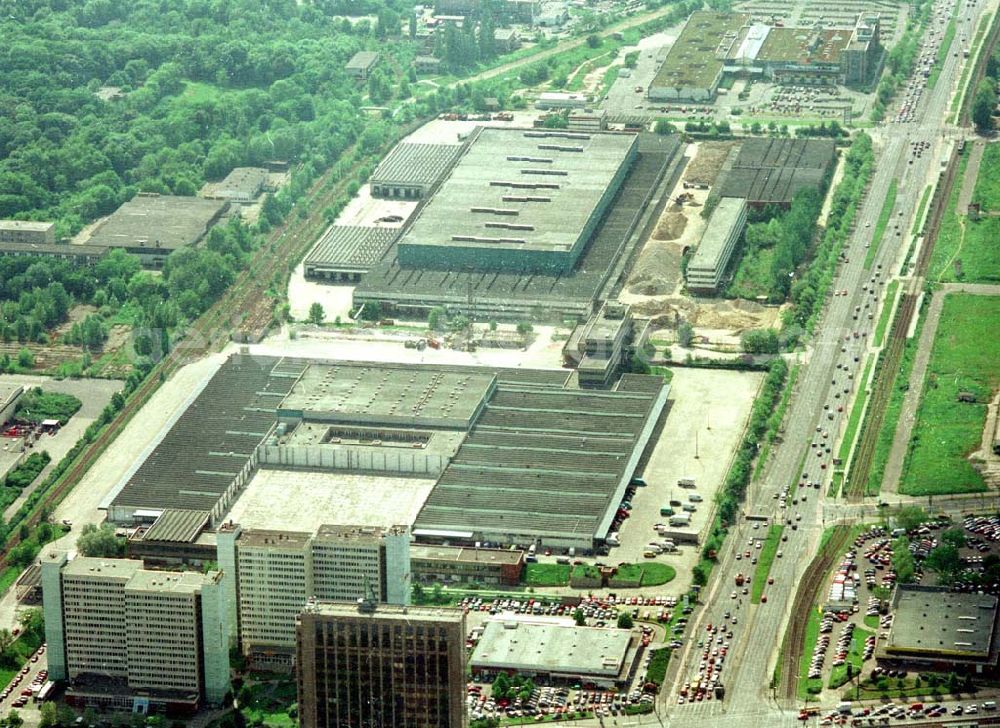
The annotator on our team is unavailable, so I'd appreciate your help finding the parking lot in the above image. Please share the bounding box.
[0,642,47,718]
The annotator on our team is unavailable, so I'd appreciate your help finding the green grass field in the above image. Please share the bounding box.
[972,143,1000,212]
[635,562,676,586]
[524,563,570,586]
[751,525,784,604]
[838,354,875,464]
[866,181,898,269]
[900,294,1000,495]
[728,246,776,300]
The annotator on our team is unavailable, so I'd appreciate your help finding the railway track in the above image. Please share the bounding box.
[844,143,962,500]
[780,525,853,701]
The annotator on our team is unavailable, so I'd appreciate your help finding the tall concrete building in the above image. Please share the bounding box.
[217,523,411,669]
[41,552,230,715]
[297,601,467,728]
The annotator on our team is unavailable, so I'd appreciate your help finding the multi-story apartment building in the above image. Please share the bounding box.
[41,552,230,716]
[217,523,411,669]
[297,601,467,728]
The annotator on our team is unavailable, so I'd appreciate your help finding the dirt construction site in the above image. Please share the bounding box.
[619,141,785,350]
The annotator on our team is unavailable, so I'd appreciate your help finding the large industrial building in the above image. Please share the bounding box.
[355,130,682,320]
[41,552,230,715]
[369,142,463,200]
[103,354,668,552]
[86,194,228,267]
[297,601,468,728]
[394,127,637,274]
[716,138,836,209]
[878,585,1000,673]
[685,197,748,294]
[470,620,640,688]
[649,11,883,101]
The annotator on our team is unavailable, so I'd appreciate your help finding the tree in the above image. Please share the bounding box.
[428,306,446,331]
[16,348,33,369]
[654,119,675,135]
[76,523,125,558]
[617,612,633,630]
[586,34,601,48]
[39,704,57,728]
[0,629,13,656]
[740,328,780,354]
[677,321,694,347]
[973,78,997,131]
[895,506,928,533]
[941,527,966,550]
[516,321,533,335]
[891,537,917,583]
[491,673,510,700]
[17,609,43,640]
[573,608,586,626]
[925,544,962,583]
[307,302,325,325]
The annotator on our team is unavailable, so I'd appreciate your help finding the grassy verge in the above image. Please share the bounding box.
[864,614,880,630]
[646,647,671,687]
[829,625,874,689]
[900,294,1000,495]
[927,150,971,282]
[912,185,933,235]
[751,525,784,604]
[837,355,876,466]
[858,299,927,496]
[865,181,898,269]
[754,364,799,480]
[874,281,900,347]
[598,65,621,98]
[524,563,570,587]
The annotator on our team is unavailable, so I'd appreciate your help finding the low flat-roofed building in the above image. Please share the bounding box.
[206,167,270,203]
[86,194,228,267]
[126,509,216,566]
[0,220,55,245]
[685,197,747,294]
[494,27,521,51]
[297,601,467,728]
[0,242,107,266]
[878,585,1000,673]
[395,127,637,274]
[414,55,442,73]
[303,225,399,281]
[369,142,463,199]
[534,92,590,110]
[563,302,646,389]
[567,108,608,132]
[41,552,230,715]
[717,138,835,209]
[411,544,524,586]
[471,620,639,687]
[346,51,379,79]
[649,11,749,102]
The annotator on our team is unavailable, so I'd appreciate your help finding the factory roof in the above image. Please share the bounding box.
[356,134,681,313]
[86,194,227,251]
[718,138,835,205]
[0,220,55,232]
[688,197,747,272]
[141,509,212,543]
[756,27,849,65]
[222,469,436,534]
[396,127,637,256]
[370,143,463,188]
[732,137,836,170]
[651,12,749,91]
[411,544,524,566]
[886,586,999,662]
[211,167,269,200]
[303,226,399,273]
[471,621,631,677]
[346,51,379,70]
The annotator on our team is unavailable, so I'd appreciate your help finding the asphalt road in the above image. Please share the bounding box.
[659,0,994,722]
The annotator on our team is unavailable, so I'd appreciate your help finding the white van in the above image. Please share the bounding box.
[689,493,703,503]
[677,477,696,488]
[682,503,697,513]
[607,532,620,546]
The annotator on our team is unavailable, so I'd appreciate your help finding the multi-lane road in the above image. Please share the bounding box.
[655,0,995,723]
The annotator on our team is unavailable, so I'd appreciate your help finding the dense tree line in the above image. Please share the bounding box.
[973,47,1000,130]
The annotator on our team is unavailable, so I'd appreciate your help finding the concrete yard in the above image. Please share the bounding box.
[611,367,764,594]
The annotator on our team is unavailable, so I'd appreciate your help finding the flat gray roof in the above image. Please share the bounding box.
[347,51,379,70]
[370,143,462,188]
[471,621,631,677]
[304,226,399,273]
[214,167,268,198]
[87,195,227,251]
[141,509,211,543]
[888,586,999,661]
[63,556,142,581]
[397,127,636,255]
[688,197,746,271]
[301,601,465,625]
[0,220,54,232]
[411,544,523,566]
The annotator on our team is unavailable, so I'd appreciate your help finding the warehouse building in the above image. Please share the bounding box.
[0,242,108,266]
[104,354,668,551]
[648,12,749,102]
[41,552,230,715]
[471,620,639,687]
[86,194,228,267]
[394,127,637,274]
[685,197,748,294]
[297,601,467,728]
[355,132,682,320]
[346,51,379,79]
[716,138,836,209]
[369,142,464,200]
[411,544,525,586]
[205,167,270,204]
[878,585,1000,673]
[216,523,411,669]
[303,225,400,281]
[0,220,55,245]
